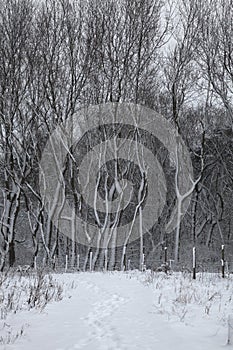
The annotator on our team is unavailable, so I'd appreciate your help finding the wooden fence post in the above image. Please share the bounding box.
[141,253,145,271]
[104,249,108,272]
[164,247,168,273]
[222,245,225,278]
[193,247,196,280]
[89,251,93,272]
[121,245,126,271]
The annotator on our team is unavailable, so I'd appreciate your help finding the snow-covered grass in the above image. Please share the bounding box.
[0,269,76,346]
[0,269,232,349]
[133,270,233,325]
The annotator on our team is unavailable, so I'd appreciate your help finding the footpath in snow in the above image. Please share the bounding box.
[4,271,232,350]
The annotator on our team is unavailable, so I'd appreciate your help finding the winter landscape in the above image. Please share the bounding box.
[0,270,232,349]
[0,0,233,348]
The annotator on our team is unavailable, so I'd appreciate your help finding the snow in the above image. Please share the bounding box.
[1,271,233,350]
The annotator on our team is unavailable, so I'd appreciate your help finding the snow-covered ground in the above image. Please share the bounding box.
[1,271,233,350]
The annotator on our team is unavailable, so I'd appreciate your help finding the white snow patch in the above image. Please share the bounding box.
[1,271,233,350]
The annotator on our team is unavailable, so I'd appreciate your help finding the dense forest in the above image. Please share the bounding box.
[0,0,232,272]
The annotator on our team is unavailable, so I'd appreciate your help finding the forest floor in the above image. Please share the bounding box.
[1,270,233,350]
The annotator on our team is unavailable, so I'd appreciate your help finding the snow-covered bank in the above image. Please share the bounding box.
[1,271,233,350]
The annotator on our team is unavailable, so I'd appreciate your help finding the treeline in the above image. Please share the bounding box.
[0,0,232,271]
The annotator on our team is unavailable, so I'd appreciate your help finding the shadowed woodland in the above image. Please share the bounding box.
[0,0,232,271]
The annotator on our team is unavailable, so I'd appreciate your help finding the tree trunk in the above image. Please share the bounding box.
[9,241,16,267]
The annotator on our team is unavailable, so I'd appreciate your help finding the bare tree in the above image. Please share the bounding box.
[197,0,233,128]
[0,0,36,269]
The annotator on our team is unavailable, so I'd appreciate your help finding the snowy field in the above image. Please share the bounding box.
[0,270,233,350]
